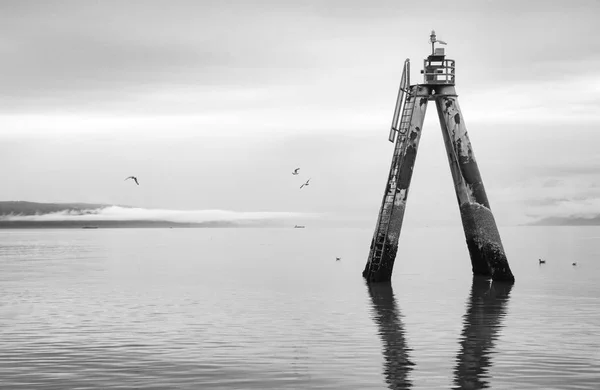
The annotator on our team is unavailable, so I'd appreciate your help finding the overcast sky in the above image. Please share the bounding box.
[1,0,599,227]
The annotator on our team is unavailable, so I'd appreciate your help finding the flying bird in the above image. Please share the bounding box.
[336,257,341,262]
[572,262,577,266]
[125,176,139,185]
[300,178,311,189]
[292,168,300,175]
[539,258,546,264]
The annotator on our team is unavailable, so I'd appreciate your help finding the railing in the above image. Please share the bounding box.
[421,58,455,84]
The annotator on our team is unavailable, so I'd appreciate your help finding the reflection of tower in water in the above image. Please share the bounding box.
[453,278,513,389]
[367,282,414,390]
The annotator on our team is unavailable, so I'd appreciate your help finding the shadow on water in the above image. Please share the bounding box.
[453,277,514,390]
[367,281,415,390]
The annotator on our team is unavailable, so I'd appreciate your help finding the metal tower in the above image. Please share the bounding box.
[362,31,515,283]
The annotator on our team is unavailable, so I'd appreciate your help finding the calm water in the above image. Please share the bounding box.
[1,226,599,389]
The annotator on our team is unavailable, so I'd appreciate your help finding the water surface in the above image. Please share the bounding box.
[1,226,599,389]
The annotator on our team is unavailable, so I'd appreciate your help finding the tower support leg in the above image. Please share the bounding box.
[363,86,429,283]
[434,85,514,282]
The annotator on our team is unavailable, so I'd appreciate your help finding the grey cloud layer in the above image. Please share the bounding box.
[2,0,597,115]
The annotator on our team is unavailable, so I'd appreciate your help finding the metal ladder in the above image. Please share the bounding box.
[367,86,418,270]
[395,92,416,135]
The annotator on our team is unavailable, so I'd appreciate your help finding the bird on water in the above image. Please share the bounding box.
[125,176,139,185]
[300,178,311,189]
[539,258,546,264]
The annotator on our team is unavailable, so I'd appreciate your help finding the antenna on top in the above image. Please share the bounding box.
[429,30,447,55]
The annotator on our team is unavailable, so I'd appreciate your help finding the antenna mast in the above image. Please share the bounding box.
[429,30,447,55]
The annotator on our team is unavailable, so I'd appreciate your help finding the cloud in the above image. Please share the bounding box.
[1,0,598,136]
[0,205,316,224]
[460,73,600,124]
[491,170,600,222]
[525,198,600,220]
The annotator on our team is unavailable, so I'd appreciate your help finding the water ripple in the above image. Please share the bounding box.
[2,228,600,389]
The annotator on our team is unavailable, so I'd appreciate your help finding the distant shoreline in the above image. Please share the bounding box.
[525,216,600,227]
[0,201,291,228]
[0,220,243,229]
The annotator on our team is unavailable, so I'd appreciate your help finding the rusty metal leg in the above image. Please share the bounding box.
[434,86,515,282]
[363,86,429,283]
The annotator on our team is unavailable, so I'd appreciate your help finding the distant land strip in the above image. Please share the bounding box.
[526,216,600,226]
[0,220,240,229]
[0,201,115,216]
[0,201,290,228]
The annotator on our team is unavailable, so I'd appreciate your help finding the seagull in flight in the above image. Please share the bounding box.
[336,257,341,261]
[125,176,139,185]
[292,168,300,175]
[300,178,311,189]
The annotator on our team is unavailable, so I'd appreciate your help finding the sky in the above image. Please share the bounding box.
[1,0,599,227]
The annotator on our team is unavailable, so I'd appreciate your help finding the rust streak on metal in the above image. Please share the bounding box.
[435,85,514,282]
[364,36,514,284]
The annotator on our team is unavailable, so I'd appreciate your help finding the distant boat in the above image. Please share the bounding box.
[82,226,99,229]
[294,225,305,228]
